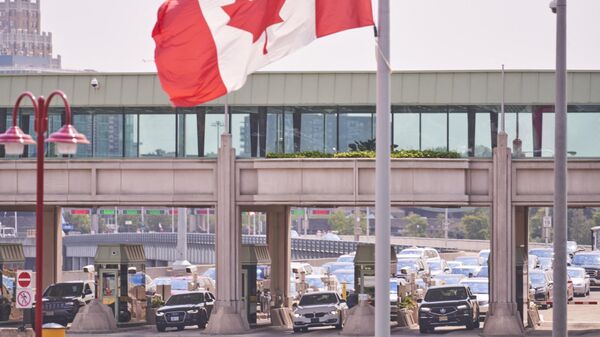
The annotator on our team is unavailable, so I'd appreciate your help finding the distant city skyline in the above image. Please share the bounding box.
[40,0,600,73]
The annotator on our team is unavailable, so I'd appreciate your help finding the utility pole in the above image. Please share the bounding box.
[443,208,449,240]
[303,207,309,236]
[552,0,568,336]
[354,207,361,242]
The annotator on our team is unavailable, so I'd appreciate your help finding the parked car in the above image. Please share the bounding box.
[431,274,466,286]
[447,261,464,270]
[398,247,441,262]
[322,262,353,274]
[538,257,553,271]
[529,248,554,259]
[336,254,354,263]
[303,275,329,293]
[459,278,489,317]
[291,262,314,278]
[396,257,428,277]
[418,285,480,333]
[454,256,480,266]
[571,252,600,286]
[155,291,215,332]
[567,266,590,296]
[427,259,451,276]
[478,249,490,265]
[476,266,488,278]
[530,270,553,303]
[41,281,95,326]
[293,291,347,332]
[450,266,481,278]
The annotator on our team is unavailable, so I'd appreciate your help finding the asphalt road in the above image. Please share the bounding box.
[538,287,600,331]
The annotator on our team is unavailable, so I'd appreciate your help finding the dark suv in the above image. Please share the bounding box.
[39,281,95,326]
[418,285,480,333]
[571,252,600,286]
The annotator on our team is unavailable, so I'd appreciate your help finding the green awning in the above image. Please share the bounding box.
[94,244,146,264]
[240,244,271,265]
[0,243,25,264]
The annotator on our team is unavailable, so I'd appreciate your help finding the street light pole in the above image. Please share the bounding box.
[0,91,89,337]
[552,0,568,336]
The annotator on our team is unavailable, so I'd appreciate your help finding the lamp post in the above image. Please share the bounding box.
[0,91,89,337]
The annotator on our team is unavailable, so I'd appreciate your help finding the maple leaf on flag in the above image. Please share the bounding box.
[222,0,287,55]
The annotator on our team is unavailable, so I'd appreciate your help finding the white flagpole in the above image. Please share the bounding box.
[375,0,391,336]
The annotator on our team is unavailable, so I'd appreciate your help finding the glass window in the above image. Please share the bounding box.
[568,112,600,157]
[266,107,284,154]
[124,114,138,157]
[475,112,492,157]
[339,107,373,152]
[72,113,93,157]
[231,107,252,157]
[46,110,63,157]
[176,108,200,157]
[505,106,533,157]
[420,109,447,151]
[283,112,295,153]
[542,112,555,157]
[448,112,467,156]
[205,110,225,157]
[393,108,420,151]
[138,113,175,157]
[94,111,123,158]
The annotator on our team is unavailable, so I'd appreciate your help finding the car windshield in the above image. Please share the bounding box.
[451,267,477,277]
[299,293,337,306]
[44,283,83,298]
[397,259,419,271]
[306,277,325,289]
[427,260,442,270]
[573,254,600,266]
[530,273,546,287]
[166,293,204,306]
[337,256,354,263]
[461,282,489,294]
[567,269,586,278]
[530,249,553,258]
[171,279,190,290]
[400,249,422,257]
[456,257,479,265]
[424,287,468,302]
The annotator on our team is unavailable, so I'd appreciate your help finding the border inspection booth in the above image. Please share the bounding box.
[0,243,25,323]
[240,244,271,325]
[353,243,397,300]
[95,244,146,325]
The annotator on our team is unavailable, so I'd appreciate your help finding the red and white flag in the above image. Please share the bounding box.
[153,0,374,107]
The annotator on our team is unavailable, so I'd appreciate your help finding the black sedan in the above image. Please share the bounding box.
[155,291,214,332]
[418,285,480,333]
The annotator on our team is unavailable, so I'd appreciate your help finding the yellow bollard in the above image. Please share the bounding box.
[341,281,347,300]
[42,323,66,337]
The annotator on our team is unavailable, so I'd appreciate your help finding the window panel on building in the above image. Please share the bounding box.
[138,112,175,157]
[448,112,468,156]
[73,113,92,157]
[419,107,448,151]
[231,107,253,157]
[124,114,139,157]
[338,106,373,152]
[505,106,533,157]
[205,111,225,157]
[475,112,492,157]
[284,106,336,153]
[266,107,284,154]
[393,107,420,151]
[93,110,123,157]
[568,111,600,157]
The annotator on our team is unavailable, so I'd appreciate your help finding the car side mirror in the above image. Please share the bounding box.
[469,295,477,300]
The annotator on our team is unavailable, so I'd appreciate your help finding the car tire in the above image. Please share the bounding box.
[302,327,309,332]
[198,323,207,329]
[293,328,301,333]
[419,325,430,333]
[156,325,166,332]
[177,326,185,331]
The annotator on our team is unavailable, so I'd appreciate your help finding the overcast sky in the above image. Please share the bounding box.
[41,0,600,72]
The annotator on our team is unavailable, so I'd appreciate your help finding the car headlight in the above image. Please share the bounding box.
[420,307,431,312]
[187,309,199,314]
[294,313,301,318]
[457,305,468,310]
[156,311,165,317]
[329,310,338,315]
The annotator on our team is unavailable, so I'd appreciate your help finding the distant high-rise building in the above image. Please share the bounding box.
[0,0,61,72]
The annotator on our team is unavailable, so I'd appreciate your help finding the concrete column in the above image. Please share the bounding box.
[205,134,249,334]
[266,206,291,308]
[173,207,190,269]
[483,132,524,336]
[91,207,99,234]
[41,206,62,289]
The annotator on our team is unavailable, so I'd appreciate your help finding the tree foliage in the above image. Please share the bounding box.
[404,212,429,237]
[460,209,490,240]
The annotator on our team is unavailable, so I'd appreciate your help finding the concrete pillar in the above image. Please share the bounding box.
[483,133,525,336]
[41,206,62,290]
[91,208,99,234]
[205,134,249,334]
[266,206,291,308]
[173,207,190,269]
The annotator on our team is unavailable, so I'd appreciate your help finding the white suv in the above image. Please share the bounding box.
[398,247,440,262]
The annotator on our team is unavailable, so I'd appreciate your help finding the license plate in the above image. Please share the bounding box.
[170,316,180,322]
[311,318,319,323]
[46,311,54,316]
[438,315,448,322]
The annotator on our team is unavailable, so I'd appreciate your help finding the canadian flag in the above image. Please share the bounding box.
[153,0,374,107]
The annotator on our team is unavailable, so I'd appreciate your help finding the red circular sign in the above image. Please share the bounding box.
[17,271,31,288]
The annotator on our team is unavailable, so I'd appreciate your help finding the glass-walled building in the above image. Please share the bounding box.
[0,71,598,159]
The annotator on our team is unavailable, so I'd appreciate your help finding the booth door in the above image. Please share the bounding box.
[100,270,119,320]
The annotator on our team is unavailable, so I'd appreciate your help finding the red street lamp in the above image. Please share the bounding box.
[0,91,88,336]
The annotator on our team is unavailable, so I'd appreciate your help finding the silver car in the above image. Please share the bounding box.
[567,266,590,296]
[293,291,347,332]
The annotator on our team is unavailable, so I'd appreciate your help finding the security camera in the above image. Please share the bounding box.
[83,265,95,273]
[549,0,557,13]
[90,78,99,89]
[185,265,198,274]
